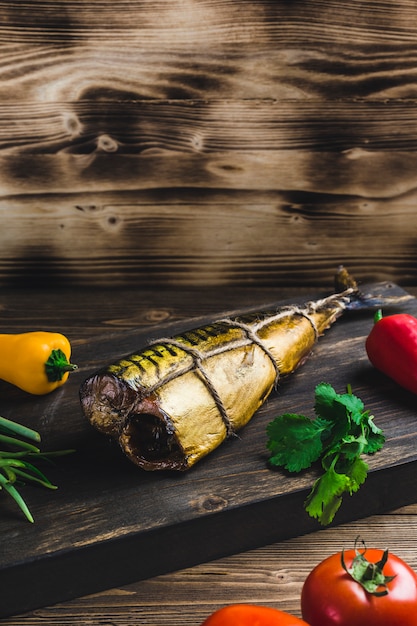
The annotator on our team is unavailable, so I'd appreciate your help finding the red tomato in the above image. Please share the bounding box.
[201,604,310,625]
[301,544,417,626]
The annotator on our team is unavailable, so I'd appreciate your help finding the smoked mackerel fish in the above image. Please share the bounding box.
[79,267,408,471]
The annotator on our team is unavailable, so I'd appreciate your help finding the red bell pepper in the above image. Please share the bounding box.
[365,310,417,394]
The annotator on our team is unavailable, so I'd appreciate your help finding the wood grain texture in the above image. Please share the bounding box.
[0,282,417,618]
[2,2,417,621]
[0,285,416,625]
[2,188,417,288]
[3,506,417,625]
[2,0,417,287]
[1,1,417,102]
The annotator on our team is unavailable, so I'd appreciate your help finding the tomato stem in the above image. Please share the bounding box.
[341,536,396,596]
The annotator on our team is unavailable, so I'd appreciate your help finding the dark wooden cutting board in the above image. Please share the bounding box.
[1,282,417,618]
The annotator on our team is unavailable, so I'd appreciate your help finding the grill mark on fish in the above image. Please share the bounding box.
[201,325,221,337]
[126,356,148,374]
[189,327,213,341]
[149,347,164,358]
[176,332,200,346]
[164,344,178,356]
[143,353,160,367]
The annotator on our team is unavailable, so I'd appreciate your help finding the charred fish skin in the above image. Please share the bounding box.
[80,267,362,472]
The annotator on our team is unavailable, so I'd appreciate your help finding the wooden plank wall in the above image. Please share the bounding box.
[1,1,417,288]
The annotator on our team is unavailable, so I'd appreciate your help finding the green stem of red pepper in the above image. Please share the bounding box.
[374,309,383,323]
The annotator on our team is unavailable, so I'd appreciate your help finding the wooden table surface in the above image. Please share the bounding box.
[0,284,416,625]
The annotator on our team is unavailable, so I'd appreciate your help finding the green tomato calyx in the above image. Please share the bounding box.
[341,536,396,596]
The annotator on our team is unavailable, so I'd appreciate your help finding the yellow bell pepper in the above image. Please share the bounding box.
[0,331,77,395]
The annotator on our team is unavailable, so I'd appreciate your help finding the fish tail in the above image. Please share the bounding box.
[335,265,413,311]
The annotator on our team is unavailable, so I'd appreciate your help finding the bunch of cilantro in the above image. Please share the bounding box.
[266,383,385,526]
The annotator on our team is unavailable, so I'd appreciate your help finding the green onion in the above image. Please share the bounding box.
[0,415,74,522]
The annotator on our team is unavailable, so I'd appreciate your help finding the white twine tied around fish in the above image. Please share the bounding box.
[145,289,353,438]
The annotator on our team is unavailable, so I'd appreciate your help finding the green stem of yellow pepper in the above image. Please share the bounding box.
[45,348,77,382]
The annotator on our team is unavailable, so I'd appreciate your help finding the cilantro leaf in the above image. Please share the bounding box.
[267,414,327,472]
[304,457,368,526]
[366,412,383,435]
[304,464,350,526]
[314,383,351,448]
[346,456,368,492]
[361,412,386,453]
[266,382,385,526]
[339,433,368,460]
[314,382,338,420]
[336,392,365,425]
[363,431,385,454]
